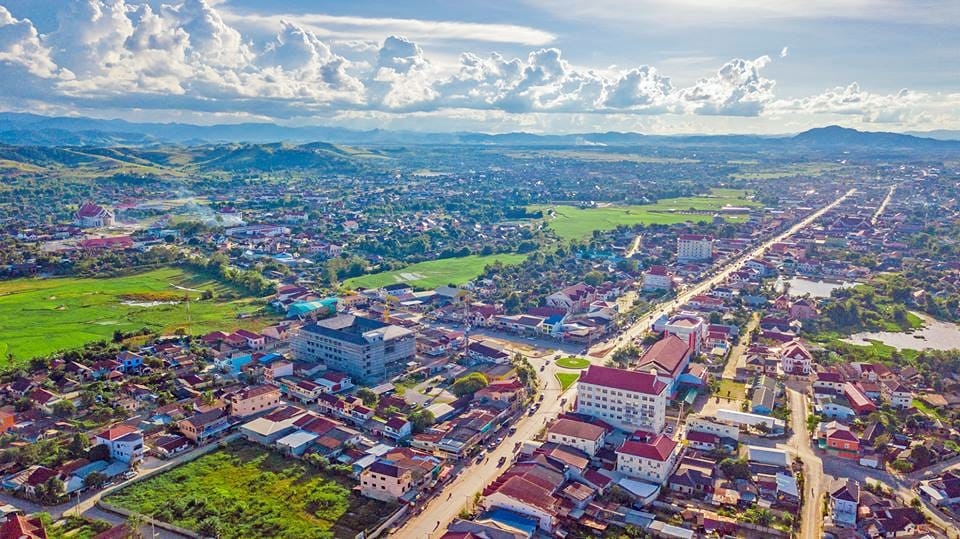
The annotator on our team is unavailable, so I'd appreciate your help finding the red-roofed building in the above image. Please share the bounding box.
[576,365,668,433]
[616,435,680,485]
[642,265,673,291]
[636,335,693,395]
[780,340,813,375]
[677,234,713,261]
[843,382,878,415]
[546,418,607,456]
[546,282,597,314]
[226,384,281,418]
[481,475,560,531]
[0,514,47,539]
[78,236,133,251]
[94,424,144,464]
[74,202,114,228]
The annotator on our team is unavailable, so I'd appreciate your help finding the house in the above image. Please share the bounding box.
[919,470,960,506]
[685,430,722,452]
[239,406,308,445]
[668,456,715,498]
[0,411,14,433]
[546,418,606,457]
[481,475,559,532]
[813,371,845,394]
[359,460,413,502]
[150,434,190,459]
[94,425,144,464]
[0,514,48,539]
[882,381,913,409]
[824,423,860,455]
[843,383,878,415]
[178,410,230,444]
[576,365,668,433]
[74,202,114,228]
[226,384,282,418]
[233,329,265,350]
[779,340,813,375]
[636,334,692,396]
[115,351,143,372]
[315,372,354,394]
[616,434,680,485]
[281,378,324,403]
[383,416,412,440]
[830,479,860,527]
[789,298,818,320]
[467,341,511,364]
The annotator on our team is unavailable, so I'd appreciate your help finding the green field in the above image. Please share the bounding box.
[531,189,760,240]
[107,443,389,539]
[730,162,842,180]
[555,356,590,369]
[0,267,271,364]
[717,379,746,401]
[556,372,580,391]
[345,253,528,290]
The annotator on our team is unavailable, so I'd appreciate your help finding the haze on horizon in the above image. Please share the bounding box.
[0,0,957,135]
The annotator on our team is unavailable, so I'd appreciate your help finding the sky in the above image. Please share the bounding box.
[0,0,957,134]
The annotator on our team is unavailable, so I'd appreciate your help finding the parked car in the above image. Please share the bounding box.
[123,470,137,480]
[497,456,507,467]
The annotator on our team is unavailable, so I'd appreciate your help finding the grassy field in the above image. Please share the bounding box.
[730,162,843,180]
[345,253,528,290]
[555,356,590,369]
[717,379,746,401]
[530,189,760,240]
[556,372,580,391]
[0,267,271,364]
[107,443,389,539]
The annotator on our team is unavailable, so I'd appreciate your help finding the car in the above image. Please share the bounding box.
[495,436,504,445]
[528,408,536,416]
[666,424,675,434]
[538,394,545,402]
[123,470,137,480]
[508,426,517,435]
[497,456,507,467]
[540,365,545,371]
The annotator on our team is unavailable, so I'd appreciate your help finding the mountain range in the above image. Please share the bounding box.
[1,112,959,150]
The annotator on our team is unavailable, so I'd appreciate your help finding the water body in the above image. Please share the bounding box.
[843,313,960,351]
[783,277,857,298]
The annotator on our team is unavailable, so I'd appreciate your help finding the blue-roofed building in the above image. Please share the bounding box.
[64,460,110,493]
[286,298,338,319]
[479,508,539,537]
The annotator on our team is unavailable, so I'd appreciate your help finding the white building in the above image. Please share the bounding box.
[576,365,668,433]
[616,435,680,485]
[685,414,740,442]
[677,234,713,261]
[830,479,860,527]
[642,265,673,292]
[663,314,706,355]
[881,381,913,409]
[546,418,607,457]
[94,425,144,464]
[779,340,813,375]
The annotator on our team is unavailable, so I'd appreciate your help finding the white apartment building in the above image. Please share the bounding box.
[576,365,668,433]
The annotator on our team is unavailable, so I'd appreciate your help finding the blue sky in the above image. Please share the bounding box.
[0,0,957,134]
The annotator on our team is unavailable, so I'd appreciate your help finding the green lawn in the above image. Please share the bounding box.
[0,267,272,365]
[345,253,528,290]
[717,379,746,401]
[555,356,590,369]
[556,372,580,391]
[107,443,390,539]
[530,189,760,240]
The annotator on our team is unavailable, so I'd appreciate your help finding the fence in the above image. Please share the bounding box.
[98,499,200,538]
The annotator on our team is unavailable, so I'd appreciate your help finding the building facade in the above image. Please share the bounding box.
[677,234,713,261]
[576,365,668,433]
[292,315,415,384]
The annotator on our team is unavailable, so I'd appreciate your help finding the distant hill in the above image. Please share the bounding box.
[0,112,958,153]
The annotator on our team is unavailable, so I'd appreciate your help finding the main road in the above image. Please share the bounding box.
[394,188,856,538]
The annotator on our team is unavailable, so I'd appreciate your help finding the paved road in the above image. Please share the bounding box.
[586,188,857,358]
[721,312,759,380]
[394,354,579,538]
[397,191,856,537]
[786,388,826,539]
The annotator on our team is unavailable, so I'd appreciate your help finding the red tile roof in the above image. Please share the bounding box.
[548,418,606,441]
[0,514,47,539]
[617,435,677,462]
[579,365,667,395]
[637,335,691,377]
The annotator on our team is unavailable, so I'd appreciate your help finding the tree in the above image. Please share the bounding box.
[718,457,751,480]
[611,345,640,366]
[584,271,605,286]
[52,399,76,418]
[197,516,223,537]
[68,433,91,457]
[408,409,436,433]
[356,388,379,407]
[451,372,489,397]
[83,471,109,490]
[37,477,65,505]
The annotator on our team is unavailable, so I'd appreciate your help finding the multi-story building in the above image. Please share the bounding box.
[226,384,282,418]
[881,381,913,409]
[292,315,415,384]
[94,425,144,464]
[360,461,413,502]
[546,418,607,457]
[663,314,706,355]
[642,265,673,291]
[576,365,668,433]
[616,434,680,485]
[677,234,713,261]
[636,334,692,396]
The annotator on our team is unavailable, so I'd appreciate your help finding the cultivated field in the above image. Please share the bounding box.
[0,267,271,364]
[107,443,389,539]
[345,253,528,290]
[530,188,761,240]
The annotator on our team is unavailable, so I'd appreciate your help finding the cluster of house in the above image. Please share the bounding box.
[828,478,931,537]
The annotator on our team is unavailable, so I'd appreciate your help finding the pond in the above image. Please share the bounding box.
[779,277,857,298]
[843,313,960,351]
